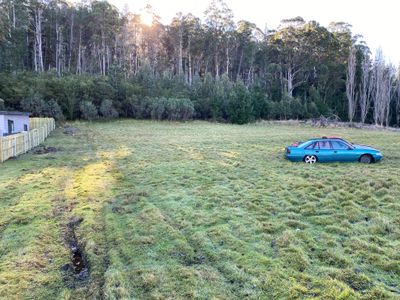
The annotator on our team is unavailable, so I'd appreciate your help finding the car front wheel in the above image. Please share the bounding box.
[359,154,372,164]
[304,155,317,164]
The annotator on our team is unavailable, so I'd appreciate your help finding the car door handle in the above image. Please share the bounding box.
[334,151,337,153]
[315,151,319,153]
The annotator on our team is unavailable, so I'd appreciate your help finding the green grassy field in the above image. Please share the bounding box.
[0,120,399,299]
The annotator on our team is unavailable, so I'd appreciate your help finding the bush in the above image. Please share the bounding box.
[227,81,253,124]
[21,93,48,117]
[80,101,98,120]
[150,97,167,120]
[290,98,304,119]
[165,98,194,121]
[307,102,319,118]
[250,85,269,120]
[0,98,4,110]
[150,97,194,121]
[192,97,213,119]
[121,96,152,118]
[266,101,279,119]
[46,100,64,120]
[280,94,292,120]
[100,99,119,119]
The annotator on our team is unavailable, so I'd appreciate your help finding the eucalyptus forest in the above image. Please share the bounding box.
[0,0,399,125]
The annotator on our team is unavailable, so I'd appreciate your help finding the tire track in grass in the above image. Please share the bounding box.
[49,149,125,299]
[106,155,261,299]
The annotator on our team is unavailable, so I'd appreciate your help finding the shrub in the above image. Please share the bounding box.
[80,101,98,120]
[150,97,166,120]
[121,96,152,119]
[290,98,304,119]
[227,81,253,124]
[267,101,279,119]
[46,100,64,120]
[21,93,48,117]
[307,102,319,118]
[249,83,269,120]
[100,99,119,119]
[192,97,213,119]
[280,93,292,120]
[165,98,194,121]
[150,98,194,121]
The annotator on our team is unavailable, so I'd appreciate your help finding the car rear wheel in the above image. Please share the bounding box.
[359,154,372,164]
[304,155,317,164]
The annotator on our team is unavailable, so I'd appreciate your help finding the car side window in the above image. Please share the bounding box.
[305,142,315,149]
[316,141,332,149]
[331,141,349,150]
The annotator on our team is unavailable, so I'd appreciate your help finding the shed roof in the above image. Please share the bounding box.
[0,111,30,116]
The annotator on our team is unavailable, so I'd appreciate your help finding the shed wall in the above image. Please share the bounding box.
[1,115,30,136]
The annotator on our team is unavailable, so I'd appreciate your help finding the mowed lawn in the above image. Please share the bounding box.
[0,120,399,299]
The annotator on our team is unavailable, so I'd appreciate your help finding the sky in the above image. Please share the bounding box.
[106,0,399,65]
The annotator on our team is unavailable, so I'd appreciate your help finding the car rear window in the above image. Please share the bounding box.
[305,142,316,149]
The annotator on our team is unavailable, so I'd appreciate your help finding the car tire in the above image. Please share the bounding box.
[359,154,372,164]
[304,155,317,164]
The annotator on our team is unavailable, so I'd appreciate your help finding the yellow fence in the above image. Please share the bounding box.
[0,118,56,163]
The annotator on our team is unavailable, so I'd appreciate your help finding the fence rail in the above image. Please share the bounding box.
[0,118,56,163]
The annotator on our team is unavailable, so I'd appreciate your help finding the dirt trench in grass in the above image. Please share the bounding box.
[46,159,114,298]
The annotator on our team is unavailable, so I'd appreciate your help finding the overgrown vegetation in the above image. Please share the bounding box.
[1,1,399,125]
[0,120,399,299]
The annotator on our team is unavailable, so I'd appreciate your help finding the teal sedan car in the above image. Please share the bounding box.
[285,137,383,164]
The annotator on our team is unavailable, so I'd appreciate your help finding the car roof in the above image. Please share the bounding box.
[308,137,347,142]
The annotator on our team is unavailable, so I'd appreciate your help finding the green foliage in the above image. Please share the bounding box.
[306,101,320,118]
[150,97,194,121]
[1,0,398,125]
[79,101,98,120]
[150,97,166,120]
[227,81,253,124]
[290,98,304,119]
[46,100,64,120]
[100,99,119,119]
[21,93,48,117]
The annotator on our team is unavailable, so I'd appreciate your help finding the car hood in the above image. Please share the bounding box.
[352,144,379,151]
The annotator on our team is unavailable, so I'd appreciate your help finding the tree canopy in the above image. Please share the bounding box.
[0,0,399,125]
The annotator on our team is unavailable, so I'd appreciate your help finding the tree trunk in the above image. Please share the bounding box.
[12,2,16,29]
[236,49,243,81]
[188,37,192,85]
[56,19,60,75]
[225,45,229,77]
[68,12,74,72]
[101,30,106,75]
[215,45,219,78]
[287,66,294,97]
[346,47,357,123]
[34,7,44,73]
[178,26,183,75]
[76,28,82,74]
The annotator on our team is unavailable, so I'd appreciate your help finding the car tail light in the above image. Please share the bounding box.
[286,148,291,154]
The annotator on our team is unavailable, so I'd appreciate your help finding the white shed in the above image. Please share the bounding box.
[0,111,30,136]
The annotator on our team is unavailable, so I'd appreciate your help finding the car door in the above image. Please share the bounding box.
[331,140,356,161]
[313,141,334,162]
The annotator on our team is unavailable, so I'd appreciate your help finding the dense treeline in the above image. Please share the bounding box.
[0,0,399,124]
